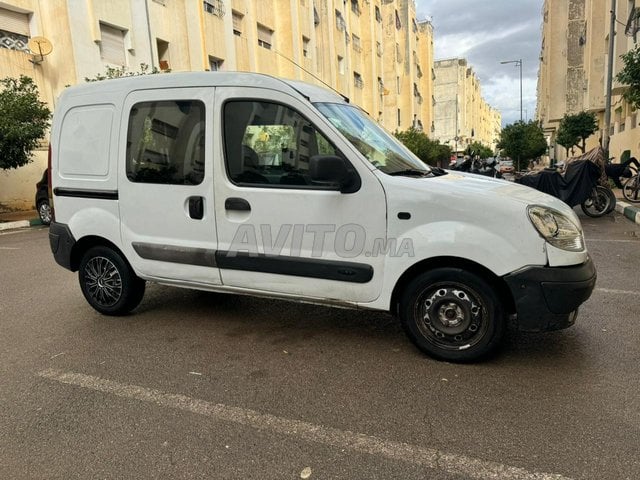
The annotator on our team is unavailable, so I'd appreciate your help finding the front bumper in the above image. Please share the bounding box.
[503,257,596,332]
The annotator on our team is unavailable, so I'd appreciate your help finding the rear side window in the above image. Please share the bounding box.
[223,100,340,187]
[59,104,113,178]
[126,100,205,185]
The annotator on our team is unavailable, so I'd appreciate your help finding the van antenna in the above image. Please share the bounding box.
[271,48,350,103]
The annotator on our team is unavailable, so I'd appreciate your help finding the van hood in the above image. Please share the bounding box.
[380,170,580,223]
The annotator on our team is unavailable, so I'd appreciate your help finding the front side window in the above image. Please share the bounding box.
[223,100,340,187]
[315,103,430,175]
[126,100,205,185]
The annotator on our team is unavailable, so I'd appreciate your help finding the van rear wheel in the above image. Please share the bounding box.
[399,268,504,362]
[78,246,145,315]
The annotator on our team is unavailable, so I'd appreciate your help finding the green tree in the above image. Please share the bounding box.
[464,141,493,159]
[616,44,640,109]
[0,76,51,170]
[497,120,547,171]
[555,111,598,154]
[394,127,452,167]
[555,126,578,157]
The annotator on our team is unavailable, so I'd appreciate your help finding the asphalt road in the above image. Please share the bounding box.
[0,211,639,480]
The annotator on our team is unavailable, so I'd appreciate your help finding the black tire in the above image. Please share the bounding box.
[622,175,640,203]
[398,268,504,362]
[604,186,616,214]
[78,246,145,315]
[581,186,612,217]
[37,200,52,226]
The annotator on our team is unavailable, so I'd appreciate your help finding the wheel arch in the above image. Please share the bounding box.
[390,256,516,316]
[70,236,128,272]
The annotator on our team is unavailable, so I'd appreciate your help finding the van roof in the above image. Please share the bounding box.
[61,71,347,104]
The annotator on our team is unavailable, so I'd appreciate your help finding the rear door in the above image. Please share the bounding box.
[119,87,221,286]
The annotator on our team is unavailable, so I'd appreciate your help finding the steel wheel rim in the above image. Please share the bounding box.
[83,256,123,307]
[39,203,51,224]
[414,282,489,351]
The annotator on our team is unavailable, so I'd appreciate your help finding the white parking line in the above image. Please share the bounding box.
[37,368,573,480]
[595,288,640,296]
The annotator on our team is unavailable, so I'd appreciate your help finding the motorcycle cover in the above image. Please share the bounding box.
[517,160,600,207]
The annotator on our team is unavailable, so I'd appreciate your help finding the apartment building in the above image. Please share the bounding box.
[432,58,502,155]
[536,0,639,162]
[0,0,435,211]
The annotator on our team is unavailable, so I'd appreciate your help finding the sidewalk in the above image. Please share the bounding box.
[614,190,640,225]
[0,210,41,232]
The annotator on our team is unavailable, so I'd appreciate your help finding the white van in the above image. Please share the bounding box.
[48,72,596,361]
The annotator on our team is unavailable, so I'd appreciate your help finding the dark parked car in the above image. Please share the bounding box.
[35,169,51,226]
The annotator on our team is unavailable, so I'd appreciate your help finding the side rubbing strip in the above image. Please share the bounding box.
[216,251,373,283]
[53,188,119,200]
[132,243,217,267]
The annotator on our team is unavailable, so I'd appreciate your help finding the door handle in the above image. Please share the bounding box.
[225,197,251,211]
[188,196,204,220]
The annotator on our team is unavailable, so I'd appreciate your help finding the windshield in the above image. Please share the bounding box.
[315,103,431,175]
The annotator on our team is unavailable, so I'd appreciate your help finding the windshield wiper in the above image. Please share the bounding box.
[387,169,431,177]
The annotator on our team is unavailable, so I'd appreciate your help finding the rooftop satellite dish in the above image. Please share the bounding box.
[28,36,53,64]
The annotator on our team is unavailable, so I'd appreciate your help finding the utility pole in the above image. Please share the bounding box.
[501,59,523,122]
[603,0,617,154]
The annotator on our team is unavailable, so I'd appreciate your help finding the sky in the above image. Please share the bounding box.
[415,0,543,127]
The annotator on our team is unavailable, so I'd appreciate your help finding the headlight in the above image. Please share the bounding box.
[527,205,584,252]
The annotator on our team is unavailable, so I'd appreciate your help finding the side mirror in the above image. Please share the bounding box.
[309,155,360,193]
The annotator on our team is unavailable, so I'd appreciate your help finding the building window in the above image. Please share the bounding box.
[203,0,225,18]
[375,6,382,22]
[338,55,345,74]
[0,7,30,52]
[99,23,126,66]
[397,108,401,127]
[126,100,206,185]
[209,55,223,71]
[257,24,273,50]
[396,76,400,94]
[157,39,170,71]
[352,34,361,53]
[335,10,346,31]
[232,11,243,36]
[412,18,418,33]
[377,77,384,94]
[350,0,360,16]
[354,72,363,89]
[396,43,402,63]
[632,112,638,129]
[376,41,382,57]
[395,10,402,29]
[302,36,310,57]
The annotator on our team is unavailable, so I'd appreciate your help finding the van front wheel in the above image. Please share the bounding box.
[399,268,504,362]
[78,246,145,315]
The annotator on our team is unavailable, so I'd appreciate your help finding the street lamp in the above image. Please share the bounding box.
[500,59,523,122]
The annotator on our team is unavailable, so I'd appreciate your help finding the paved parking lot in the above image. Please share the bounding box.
[1,211,639,479]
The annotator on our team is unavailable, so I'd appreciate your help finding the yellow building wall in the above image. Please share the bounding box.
[1,0,437,211]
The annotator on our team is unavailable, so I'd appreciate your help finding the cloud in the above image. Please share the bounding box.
[416,0,543,126]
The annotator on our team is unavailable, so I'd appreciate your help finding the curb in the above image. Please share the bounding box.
[615,200,640,225]
[0,218,42,232]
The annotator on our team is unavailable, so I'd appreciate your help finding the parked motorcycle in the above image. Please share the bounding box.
[517,147,614,217]
[451,156,503,179]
